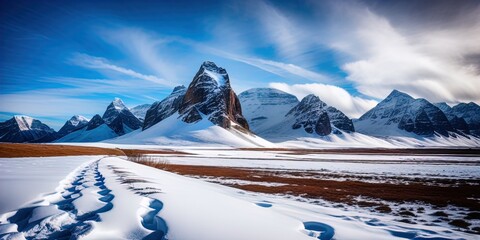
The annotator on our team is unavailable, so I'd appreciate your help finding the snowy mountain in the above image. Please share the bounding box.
[56,114,118,142]
[451,102,480,136]
[239,88,299,134]
[102,98,142,135]
[178,61,249,131]
[110,113,273,147]
[434,103,469,135]
[0,116,56,143]
[129,104,152,122]
[111,61,272,147]
[57,115,89,138]
[354,90,454,137]
[143,85,186,130]
[248,94,354,141]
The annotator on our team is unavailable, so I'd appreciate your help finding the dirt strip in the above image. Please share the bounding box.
[0,143,187,158]
[134,162,480,212]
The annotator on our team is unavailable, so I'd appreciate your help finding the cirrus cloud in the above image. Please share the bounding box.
[269,82,378,118]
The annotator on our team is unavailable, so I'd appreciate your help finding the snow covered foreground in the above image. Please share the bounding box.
[0,156,474,240]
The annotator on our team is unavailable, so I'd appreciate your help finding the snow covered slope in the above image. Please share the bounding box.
[56,114,118,142]
[277,132,480,148]
[239,88,299,134]
[109,113,274,148]
[1,156,474,239]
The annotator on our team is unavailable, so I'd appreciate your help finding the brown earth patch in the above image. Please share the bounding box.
[0,143,125,157]
[134,162,480,211]
[0,143,189,158]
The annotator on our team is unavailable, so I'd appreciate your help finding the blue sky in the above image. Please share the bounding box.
[1,0,479,130]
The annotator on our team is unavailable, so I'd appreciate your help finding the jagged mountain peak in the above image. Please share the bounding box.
[101,98,142,135]
[57,115,89,137]
[68,115,89,126]
[178,61,248,130]
[110,97,127,111]
[1,115,55,143]
[192,61,229,88]
[299,94,326,106]
[356,91,454,137]
[386,89,414,100]
[13,115,34,130]
[285,94,354,136]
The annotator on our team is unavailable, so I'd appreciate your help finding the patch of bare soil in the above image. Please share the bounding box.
[133,162,480,212]
[0,143,125,157]
[0,143,190,158]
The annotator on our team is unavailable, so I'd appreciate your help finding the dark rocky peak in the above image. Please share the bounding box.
[0,116,56,143]
[143,86,187,130]
[86,114,105,130]
[178,61,249,131]
[101,98,142,135]
[102,98,127,124]
[190,61,230,89]
[287,94,354,136]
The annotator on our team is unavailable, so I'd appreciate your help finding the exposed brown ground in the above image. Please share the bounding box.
[134,161,480,211]
[0,143,125,157]
[0,143,187,157]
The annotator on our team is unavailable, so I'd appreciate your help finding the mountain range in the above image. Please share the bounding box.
[0,61,478,146]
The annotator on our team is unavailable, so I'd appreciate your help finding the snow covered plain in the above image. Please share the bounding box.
[1,153,478,239]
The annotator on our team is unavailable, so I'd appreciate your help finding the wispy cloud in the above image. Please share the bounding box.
[323,2,480,104]
[70,53,173,86]
[99,28,183,85]
[269,82,378,118]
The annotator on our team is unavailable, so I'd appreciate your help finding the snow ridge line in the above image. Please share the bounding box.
[107,164,168,239]
[0,159,114,239]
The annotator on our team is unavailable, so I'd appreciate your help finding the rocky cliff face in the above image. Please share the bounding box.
[143,85,186,130]
[102,98,142,135]
[57,115,89,137]
[451,102,480,136]
[0,116,56,143]
[86,114,105,130]
[178,61,249,131]
[355,90,454,137]
[287,94,354,136]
